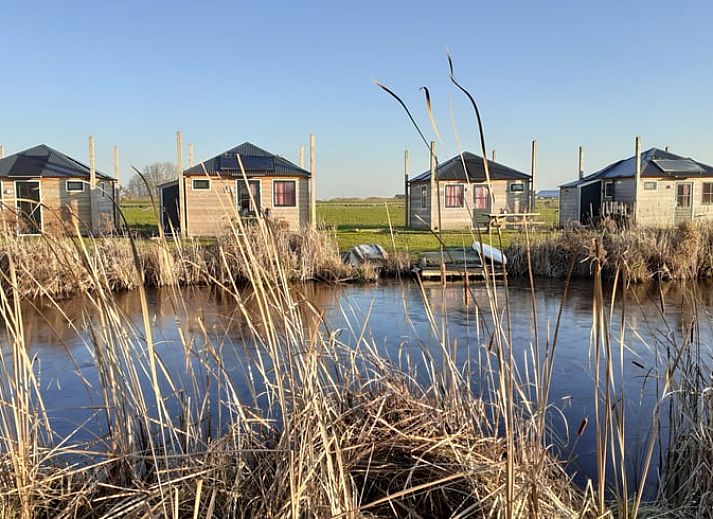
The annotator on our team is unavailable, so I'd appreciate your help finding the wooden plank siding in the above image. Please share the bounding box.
[558,186,579,226]
[409,179,531,230]
[184,176,309,236]
[0,178,116,234]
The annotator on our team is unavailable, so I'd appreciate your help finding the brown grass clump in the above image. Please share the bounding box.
[507,221,713,283]
[0,224,386,300]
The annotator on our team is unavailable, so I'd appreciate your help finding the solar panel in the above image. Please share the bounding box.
[241,155,274,171]
[219,154,274,172]
[652,159,703,175]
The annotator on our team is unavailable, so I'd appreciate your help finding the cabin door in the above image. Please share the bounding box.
[472,184,490,228]
[579,181,602,225]
[674,182,693,224]
[237,180,261,216]
[15,180,42,234]
[161,183,180,233]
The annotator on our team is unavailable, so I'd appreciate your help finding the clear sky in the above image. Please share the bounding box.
[2,1,713,198]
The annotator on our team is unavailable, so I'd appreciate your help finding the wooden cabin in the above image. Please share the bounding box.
[559,147,713,227]
[407,152,532,230]
[0,144,117,235]
[160,142,311,235]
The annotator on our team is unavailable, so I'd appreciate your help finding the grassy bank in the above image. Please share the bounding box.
[507,220,713,283]
[120,197,558,254]
[0,226,411,300]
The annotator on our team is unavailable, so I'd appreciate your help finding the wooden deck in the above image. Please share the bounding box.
[415,265,506,281]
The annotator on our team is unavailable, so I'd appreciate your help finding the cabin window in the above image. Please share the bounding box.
[703,183,713,205]
[66,181,85,192]
[444,184,464,208]
[192,179,210,190]
[643,181,657,191]
[420,186,428,208]
[510,182,525,193]
[676,183,692,208]
[604,181,614,198]
[273,180,296,207]
[473,185,489,210]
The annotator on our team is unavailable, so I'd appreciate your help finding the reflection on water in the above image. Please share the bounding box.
[6,277,712,494]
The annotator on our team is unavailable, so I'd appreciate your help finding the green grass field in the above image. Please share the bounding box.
[120,197,558,253]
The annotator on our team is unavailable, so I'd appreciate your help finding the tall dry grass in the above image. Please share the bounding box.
[507,220,713,283]
[0,198,603,517]
[0,224,382,300]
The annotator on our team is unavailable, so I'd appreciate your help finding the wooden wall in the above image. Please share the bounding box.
[408,178,531,230]
[408,182,431,229]
[0,177,116,234]
[559,186,579,226]
[185,175,309,236]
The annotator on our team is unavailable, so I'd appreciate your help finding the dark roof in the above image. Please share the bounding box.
[184,142,309,177]
[0,144,114,180]
[536,189,559,198]
[410,152,530,183]
[561,148,713,187]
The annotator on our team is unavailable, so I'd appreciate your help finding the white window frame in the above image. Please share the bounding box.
[643,181,658,191]
[192,178,211,191]
[66,180,85,193]
[509,182,525,193]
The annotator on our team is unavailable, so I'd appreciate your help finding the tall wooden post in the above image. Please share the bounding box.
[188,143,194,168]
[635,136,641,224]
[530,140,537,212]
[429,141,440,231]
[89,136,97,234]
[665,145,670,153]
[0,145,4,159]
[177,131,185,234]
[404,149,410,228]
[299,144,305,169]
[113,145,120,230]
[309,134,316,228]
[578,145,585,180]
[491,149,496,162]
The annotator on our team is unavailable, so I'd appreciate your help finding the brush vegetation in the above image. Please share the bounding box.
[507,220,713,283]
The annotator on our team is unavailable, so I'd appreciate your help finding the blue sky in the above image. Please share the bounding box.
[2,1,713,197]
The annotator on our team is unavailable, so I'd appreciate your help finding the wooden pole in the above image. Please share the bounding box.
[177,131,185,234]
[491,149,496,162]
[530,140,537,212]
[665,146,670,153]
[89,136,97,234]
[113,145,120,230]
[0,145,4,159]
[430,141,440,231]
[635,136,641,224]
[578,145,585,180]
[188,143,194,168]
[300,145,305,169]
[404,149,410,228]
[309,134,316,228]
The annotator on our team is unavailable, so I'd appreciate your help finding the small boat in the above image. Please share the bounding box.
[342,244,388,268]
[414,242,507,281]
[472,241,507,266]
